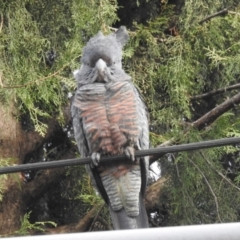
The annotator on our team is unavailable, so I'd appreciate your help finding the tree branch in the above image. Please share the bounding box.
[45,205,99,234]
[199,8,228,24]
[145,176,168,210]
[94,216,113,230]
[0,14,3,33]
[191,83,240,100]
[200,151,240,192]
[188,158,221,222]
[192,92,240,129]
[89,204,106,231]
[22,168,67,204]
[150,92,240,162]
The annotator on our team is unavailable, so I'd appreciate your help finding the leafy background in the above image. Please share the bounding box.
[0,0,240,234]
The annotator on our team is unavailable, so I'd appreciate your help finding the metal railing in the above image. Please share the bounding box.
[0,137,240,174]
[5,223,240,240]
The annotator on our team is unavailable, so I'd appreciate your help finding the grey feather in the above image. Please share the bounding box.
[109,194,149,229]
[71,26,149,229]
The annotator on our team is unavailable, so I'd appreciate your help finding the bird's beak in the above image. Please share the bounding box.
[95,58,107,82]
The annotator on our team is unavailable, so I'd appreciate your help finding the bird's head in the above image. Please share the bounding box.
[74,27,130,85]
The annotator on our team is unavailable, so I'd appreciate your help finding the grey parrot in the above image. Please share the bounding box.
[71,26,149,229]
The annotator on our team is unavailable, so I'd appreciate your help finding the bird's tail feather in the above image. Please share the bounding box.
[109,194,148,229]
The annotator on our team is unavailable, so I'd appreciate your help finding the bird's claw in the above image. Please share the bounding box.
[91,152,101,168]
[124,146,135,161]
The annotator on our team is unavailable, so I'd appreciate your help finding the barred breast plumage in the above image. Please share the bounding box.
[71,26,149,229]
[74,81,139,156]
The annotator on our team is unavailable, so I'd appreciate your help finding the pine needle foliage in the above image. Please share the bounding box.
[14,212,56,236]
[0,0,118,135]
[1,0,240,229]
[124,0,240,226]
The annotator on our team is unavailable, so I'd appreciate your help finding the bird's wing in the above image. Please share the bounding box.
[134,86,150,194]
[71,98,109,202]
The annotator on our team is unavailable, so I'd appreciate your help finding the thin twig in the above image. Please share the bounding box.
[172,155,196,212]
[0,14,3,33]
[191,83,240,100]
[2,64,67,89]
[199,8,228,24]
[200,151,240,192]
[0,72,3,87]
[2,55,80,89]
[108,26,166,42]
[45,205,99,234]
[193,92,240,129]
[175,163,181,181]
[228,10,240,16]
[188,158,222,222]
[152,90,240,160]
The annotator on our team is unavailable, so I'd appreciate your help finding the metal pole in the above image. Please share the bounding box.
[0,137,240,175]
[4,223,240,240]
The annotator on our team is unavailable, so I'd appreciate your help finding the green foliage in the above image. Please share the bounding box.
[66,166,103,206]
[1,0,240,229]
[122,0,240,226]
[14,212,56,236]
[166,147,240,225]
[0,0,118,135]
[125,6,196,133]
[126,1,240,135]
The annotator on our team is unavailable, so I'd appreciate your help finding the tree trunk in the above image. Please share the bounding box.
[0,104,63,235]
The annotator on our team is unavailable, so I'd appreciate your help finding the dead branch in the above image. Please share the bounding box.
[150,92,240,163]
[0,14,3,33]
[45,205,99,234]
[22,167,67,203]
[191,83,240,100]
[89,204,105,231]
[145,176,168,210]
[199,8,228,24]
[192,92,240,129]
[0,72,3,87]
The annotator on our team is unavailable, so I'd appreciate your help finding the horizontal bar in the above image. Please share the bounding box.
[5,223,240,240]
[0,137,240,175]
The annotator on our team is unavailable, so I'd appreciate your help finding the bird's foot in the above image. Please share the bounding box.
[124,146,135,162]
[91,152,101,168]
